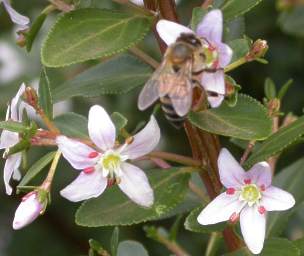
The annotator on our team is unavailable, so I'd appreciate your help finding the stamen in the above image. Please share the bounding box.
[260,184,266,191]
[88,151,99,158]
[212,59,219,69]
[226,188,235,195]
[244,179,251,184]
[229,212,239,224]
[83,167,95,174]
[258,206,266,215]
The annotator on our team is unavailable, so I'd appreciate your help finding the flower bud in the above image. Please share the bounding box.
[246,39,269,61]
[12,191,45,230]
[24,87,38,108]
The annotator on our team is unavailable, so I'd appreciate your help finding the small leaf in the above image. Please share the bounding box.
[111,112,128,132]
[18,151,56,186]
[244,115,304,168]
[266,158,304,237]
[52,54,152,102]
[228,38,251,63]
[111,227,119,256]
[278,79,293,100]
[39,67,53,119]
[41,9,152,67]
[188,94,272,140]
[190,7,207,30]
[0,121,28,133]
[264,78,276,100]
[117,241,149,256]
[184,207,226,234]
[221,0,264,22]
[278,6,304,37]
[26,12,47,52]
[54,112,89,139]
[224,17,245,41]
[75,168,192,227]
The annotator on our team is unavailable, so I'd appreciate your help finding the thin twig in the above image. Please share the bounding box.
[129,47,159,69]
[202,0,214,9]
[188,181,209,203]
[240,140,256,166]
[48,0,74,12]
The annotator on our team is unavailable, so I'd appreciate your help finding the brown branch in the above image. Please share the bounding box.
[201,0,214,9]
[240,140,256,166]
[157,0,179,22]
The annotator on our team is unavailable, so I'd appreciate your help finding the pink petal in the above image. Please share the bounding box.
[207,94,225,108]
[218,42,233,68]
[10,83,26,121]
[196,9,223,43]
[240,206,266,254]
[120,116,160,160]
[13,192,43,230]
[4,152,22,195]
[2,0,30,28]
[56,136,97,170]
[156,19,194,46]
[88,105,116,151]
[0,130,19,149]
[118,162,154,207]
[197,192,244,225]
[261,186,295,211]
[246,162,272,188]
[218,148,245,188]
[201,70,225,95]
[60,171,107,202]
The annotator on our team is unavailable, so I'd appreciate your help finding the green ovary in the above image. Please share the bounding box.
[102,153,121,174]
[240,184,261,205]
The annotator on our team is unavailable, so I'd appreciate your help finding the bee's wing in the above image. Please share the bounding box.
[168,61,193,116]
[138,61,172,111]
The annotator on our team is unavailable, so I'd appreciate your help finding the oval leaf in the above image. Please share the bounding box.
[41,9,152,67]
[39,67,53,119]
[188,94,272,140]
[117,241,149,256]
[52,54,152,102]
[75,168,192,227]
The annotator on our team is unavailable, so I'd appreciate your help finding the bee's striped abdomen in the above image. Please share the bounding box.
[160,95,185,129]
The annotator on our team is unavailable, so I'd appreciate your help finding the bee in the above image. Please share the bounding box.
[138,33,220,129]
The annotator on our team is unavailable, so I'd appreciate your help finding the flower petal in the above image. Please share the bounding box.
[246,162,272,188]
[156,19,194,45]
[218,148,245,188]
[13,192,43,230]
[197,192,244,225]
[60,171,107,202]
[261,186,295,211]
[120,116,160,159]
[56,136,97,170]
[0,130,19,149]
[201,70,225,95]
[2,0,30,28]
[196,9,223,43]
[118,162,154,207]
[218,42,233,67]
[88,105,116,151]
[4,152,22,195]
[240,206,266,255]
[207,94,225,108]
[10,83,26,121]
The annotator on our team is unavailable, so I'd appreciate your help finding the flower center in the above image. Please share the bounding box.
[201,41,219,69]
[101,152,121,176]
[240,184,261,206]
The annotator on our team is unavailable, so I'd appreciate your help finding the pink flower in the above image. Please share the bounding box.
[1,0,30,29]
[197,148,295,254]
[13,191,44,230]
[0,83,26,195]
[156,9,232,108]
[57,105,160,207]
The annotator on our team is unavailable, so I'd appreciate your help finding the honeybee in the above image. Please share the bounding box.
[138,33,220,128]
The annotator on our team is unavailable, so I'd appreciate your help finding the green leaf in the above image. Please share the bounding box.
[190,7,207,30]
[0,121,28,133]
[54,112,89,139]
[39,67,53,119]
[224,238,300,256]
[224,16,246,41]
[278,79,293,100]
[18,151,56,186]
[278,6,304,37]
[52,54,152,102]
[75,168,192,227]
[26,12,47,52]
[294,238,304,256]
[117,241,149,256]
[111,227,119,256]
[111,112,128,132]
[244,116,304,168]
[228,38,251,63]
[264,78,276,100]
[41,9,152,67]
[184,207,226,233]
[221,0,263,22]
[88,239,109,256]
[266,158,304,237]
[188,94,272,140]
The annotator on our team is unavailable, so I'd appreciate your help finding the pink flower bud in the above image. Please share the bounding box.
[12,192,44,230]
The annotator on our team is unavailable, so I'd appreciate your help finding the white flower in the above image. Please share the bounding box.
[13,191,44,230]
[130,0,180,6]
[156,9,232,108]
[197,148,295,254]
[0,83,26,195]
[0,0,30,29]
[56,105,160,207]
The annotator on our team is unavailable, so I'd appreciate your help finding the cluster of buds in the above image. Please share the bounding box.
[246,39,269,62]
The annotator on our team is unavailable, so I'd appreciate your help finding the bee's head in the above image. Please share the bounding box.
[177,33,202,47]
